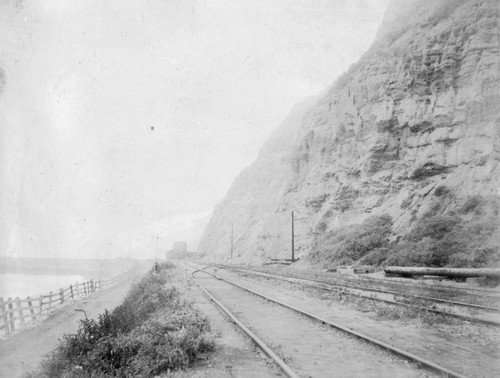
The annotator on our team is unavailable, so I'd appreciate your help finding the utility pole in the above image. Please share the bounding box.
[231,222,234,259]
[155,235,159,272]
[291,211,295,262]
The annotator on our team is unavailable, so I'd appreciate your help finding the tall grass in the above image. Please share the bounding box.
[31,262,213,378]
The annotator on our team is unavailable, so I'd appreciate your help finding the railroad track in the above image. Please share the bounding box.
[228,265,500,309]
[214,264,500,327]
[254,265,500,301]
[246,263,500,299]
[353,274,500,298]
[186,262,469,378]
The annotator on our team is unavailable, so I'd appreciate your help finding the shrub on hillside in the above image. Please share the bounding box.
[448,246,500,268]
[388,196,500,267]
[385,238,435,267]
[309,214,393,267]
[308,195,499,269]
[356,247,390,267]
[434,185,450,197]
[405,215,461,242]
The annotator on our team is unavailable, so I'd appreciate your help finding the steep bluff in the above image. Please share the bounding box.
[199,0,500,266]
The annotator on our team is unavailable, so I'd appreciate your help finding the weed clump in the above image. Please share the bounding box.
[33,264,213,377]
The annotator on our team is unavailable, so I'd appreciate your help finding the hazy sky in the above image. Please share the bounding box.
[0,0,389,259]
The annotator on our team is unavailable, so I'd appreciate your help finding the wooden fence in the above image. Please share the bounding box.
[0,275,122,336]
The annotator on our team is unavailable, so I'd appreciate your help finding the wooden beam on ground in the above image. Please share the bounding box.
[384,266,500,278]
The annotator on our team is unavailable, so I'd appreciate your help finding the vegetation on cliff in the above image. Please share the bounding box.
[308,193,500,269]
[30,263,213,377]
[387,195,500,268]
[309,214,393,267]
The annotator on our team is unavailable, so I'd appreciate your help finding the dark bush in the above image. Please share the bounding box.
[357,248,390,267]
[405,215,461,242]
[434,185,450,197]
[385,238,435,267]
[309,214,393,266]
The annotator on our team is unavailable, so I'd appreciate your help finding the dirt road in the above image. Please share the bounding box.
[0,262,150,378]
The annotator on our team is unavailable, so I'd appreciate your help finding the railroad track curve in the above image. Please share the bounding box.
[185,262,470,378]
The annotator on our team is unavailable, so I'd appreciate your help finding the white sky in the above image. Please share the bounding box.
[0,0,390,259]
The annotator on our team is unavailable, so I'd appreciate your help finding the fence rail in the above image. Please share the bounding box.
[0,274,122,337]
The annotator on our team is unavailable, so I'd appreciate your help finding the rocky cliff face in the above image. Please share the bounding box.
[198,0,500,264]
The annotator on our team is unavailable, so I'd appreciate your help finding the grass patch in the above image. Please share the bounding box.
[30,262,213,378]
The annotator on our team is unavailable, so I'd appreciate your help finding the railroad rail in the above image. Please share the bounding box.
[214,264,500,327]
[189,265,299,378]
[250,263,500,298]
[352,273,500,298]
[228,265,500,311]
[186,262,468,378]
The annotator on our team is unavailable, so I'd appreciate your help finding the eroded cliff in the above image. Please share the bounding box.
[199,0,500,267]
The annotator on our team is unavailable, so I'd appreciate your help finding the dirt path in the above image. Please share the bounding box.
[186,267,432,378]
[0,262,150,378]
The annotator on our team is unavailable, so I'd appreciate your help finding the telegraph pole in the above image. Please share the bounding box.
[291,211,295,262]
[231,222,234,259]
[155,235,159,272]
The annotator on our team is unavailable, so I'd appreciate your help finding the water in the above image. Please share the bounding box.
[0,273,87,299]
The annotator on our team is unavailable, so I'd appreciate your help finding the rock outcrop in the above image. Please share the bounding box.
[198,0,500,263]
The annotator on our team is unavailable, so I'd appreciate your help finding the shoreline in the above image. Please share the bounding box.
[0,257,136,278]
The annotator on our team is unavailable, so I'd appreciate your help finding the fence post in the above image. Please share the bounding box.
[7,298,15,334]
[75,282,80,298]
[59,288,64,304]
[48,292,53,310]
[91,280,94,293]
[27,296,36,321]
[15,297,26,328]
[39,296,43,315]
[70,285,74,300]
[0,297,9,336]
